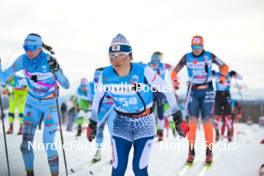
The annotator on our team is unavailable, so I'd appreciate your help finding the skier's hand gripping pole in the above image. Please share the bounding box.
[173,110,189,137]
[86,119,97,142]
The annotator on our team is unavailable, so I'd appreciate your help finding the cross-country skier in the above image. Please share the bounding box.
[0,33,70,176]
[90,67,116,163]
[87,34,189,176]
[6,73,28,135]
[172,35,229,165]
[75,78,93,137]
[213,70,242,142]
[66,94,78,131]
[148,51,174,141]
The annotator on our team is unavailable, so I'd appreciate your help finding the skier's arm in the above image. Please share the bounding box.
[91,74,106,122]
[229,70,243,80]
[145,66,189,137]
[173,55,186,74]
[54,69,70,89]
[0,56,24,83]
[211,53,229,83]
[171,55,186,90]
[144,66,178,114]
[48,56,70,89]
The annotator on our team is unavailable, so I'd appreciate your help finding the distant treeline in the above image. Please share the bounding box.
[238,100,264,123]
[178,97,264,124]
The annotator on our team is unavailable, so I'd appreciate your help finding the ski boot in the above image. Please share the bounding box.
[260,138,264,144]
[227,129,233,142]
[186,147,195,165]
[76,125,82,137]
[26,170,34,176]
[172,129,176,137]
[7,124,13,134]
[156,129,163,142]
[17,124,23,135]
[92,149,102,163]
[205,147,213,165]
[215,129,220,142]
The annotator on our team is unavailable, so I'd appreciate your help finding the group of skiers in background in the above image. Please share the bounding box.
[0,33,251,176]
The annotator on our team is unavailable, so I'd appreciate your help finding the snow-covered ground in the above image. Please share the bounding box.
[0,119,263,176]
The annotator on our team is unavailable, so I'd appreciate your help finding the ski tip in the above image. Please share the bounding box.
[89,170,94,175]
[186,162,193,166]
[204,162,213,169]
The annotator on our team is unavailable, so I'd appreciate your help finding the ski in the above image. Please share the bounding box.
[70,155,111,175]
[198,162,213,176]
[177,158,199,176]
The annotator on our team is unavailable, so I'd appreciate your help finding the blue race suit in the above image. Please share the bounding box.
[0,51,70,174]
[91,63,178,176]
[175,51,227,120]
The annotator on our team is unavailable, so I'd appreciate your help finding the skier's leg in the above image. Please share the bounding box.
[132,114,155,175]
[111,136,132,176]
[17,91,27,135]
[201,88,215,164]
[7,93,16,134]
[111,114,133,176]
[214,92,223,141]
[76,110,85,136]
[66,108,76,131]
[92,123,105,162]
[221,115,226,136]
[214,115,221,141]
[96,124,105,148]
[187,89,199,163]
[156,92,166,141]
[43,105,59,175]
[20,103,41,174]
[132,136,154,176]
[224,94,233,142]
[107,108,115,137]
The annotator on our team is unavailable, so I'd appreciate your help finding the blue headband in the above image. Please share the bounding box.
[23,34,42,51]
[109,44,132,53]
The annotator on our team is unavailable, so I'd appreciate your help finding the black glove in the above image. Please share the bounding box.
[31,75,38,82]
[48,58,60,72]
[173,110,189,137]
[86,119,97,142]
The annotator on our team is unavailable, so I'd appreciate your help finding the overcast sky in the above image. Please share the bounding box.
[0,0,263,99]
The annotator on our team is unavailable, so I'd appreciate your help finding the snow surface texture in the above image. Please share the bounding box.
[0,119,263,176]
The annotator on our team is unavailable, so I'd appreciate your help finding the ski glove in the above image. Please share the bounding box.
[48,57,60,72]
[86,119,97,142]
[173,110,189,137]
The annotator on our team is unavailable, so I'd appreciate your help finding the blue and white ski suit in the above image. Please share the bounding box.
[0,51,69,174]
[91,63,178,176]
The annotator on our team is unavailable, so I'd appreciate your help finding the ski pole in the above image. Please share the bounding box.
[235,79,247,119]
[54,89,69,176]
[184,77,193,121]
[0,83,11,176]
[48,55,69,176]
